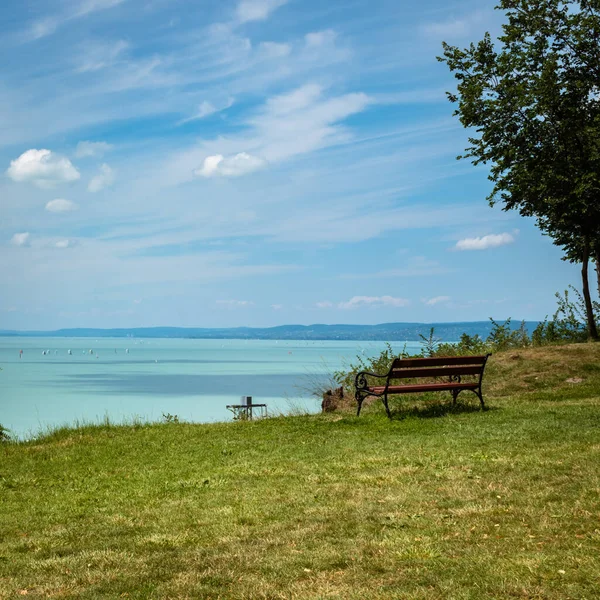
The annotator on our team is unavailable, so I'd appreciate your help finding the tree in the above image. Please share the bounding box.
[439,0,600,340]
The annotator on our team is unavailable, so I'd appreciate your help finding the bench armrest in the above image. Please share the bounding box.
[355,370,388,390]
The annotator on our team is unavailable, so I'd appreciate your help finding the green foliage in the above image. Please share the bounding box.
[439,0,600,244]
[425,318,532,355]
[227,406,250,421]
[439,0,600,339]
[488,318,530,351]
[532,286,600,345]
[333,342,408,391]
[418,327,441,357]
[162,413,180,424]
[0,423,11,443]
[436,332,487,357]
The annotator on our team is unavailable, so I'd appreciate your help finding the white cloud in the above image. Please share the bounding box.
[305,30,337,48]
[45,199,78,212]
[7,149,80,188]
[265,83,323,116]
[316,301,333,309]
[338,295,410,309]
[455,232,515,251]
[216,299,254,307]
[75,141,113,158]
[241,84,371,166]
[75,0,126,18]
[258,41,291,58]
[191,101,218,119]
[421,11,488,40]
[25,0,126,41]
[423,296,451,306]
[339,256,448,279]
[267,93,369,159]
[375,89,446,105]
[88,163,115,192]
[77,40,129,72]
[195,153,266,178]
[27,17,59,40]
[301,29,350,64]
[11,232,30,247]
[178,98,234,125]
[55,240,70,248]
[271,304,283,310]
[236,0,288,23]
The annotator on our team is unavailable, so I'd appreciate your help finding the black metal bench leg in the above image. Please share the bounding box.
[382,393,392,419]
[451,389,460,405]
[475,388,485,409]
[356,392,364,416]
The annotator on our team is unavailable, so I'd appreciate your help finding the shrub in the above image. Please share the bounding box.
[418,328,442,357]
[333,342,408,393]
[532,287,598,345]
[436,332,487,357]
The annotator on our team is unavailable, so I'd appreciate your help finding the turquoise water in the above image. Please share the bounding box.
[0,337,420,439]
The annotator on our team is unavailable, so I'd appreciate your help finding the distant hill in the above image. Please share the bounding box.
[0,321,539,341]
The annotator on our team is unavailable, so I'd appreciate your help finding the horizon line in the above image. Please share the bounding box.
[1,319,540,335]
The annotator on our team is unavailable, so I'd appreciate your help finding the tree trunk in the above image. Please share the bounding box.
[581,238,599,341]
[595,245,600,300]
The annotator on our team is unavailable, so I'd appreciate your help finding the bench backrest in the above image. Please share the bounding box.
[389,355,490,380]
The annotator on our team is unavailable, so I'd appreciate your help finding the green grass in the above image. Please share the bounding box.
[2,344,600,598]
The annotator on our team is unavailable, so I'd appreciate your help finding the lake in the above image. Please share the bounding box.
[0,337,421,439]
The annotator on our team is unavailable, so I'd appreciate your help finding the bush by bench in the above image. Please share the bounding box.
[355,354,492,418]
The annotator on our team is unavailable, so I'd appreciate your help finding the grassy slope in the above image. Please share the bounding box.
[1,344,600,599]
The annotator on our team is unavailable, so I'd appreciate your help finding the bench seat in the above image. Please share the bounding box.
[370,381,479,395]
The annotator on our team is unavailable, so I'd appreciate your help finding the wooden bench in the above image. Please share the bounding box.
[355,354,491,418]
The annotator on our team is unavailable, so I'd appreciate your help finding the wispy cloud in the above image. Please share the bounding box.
[304,29,337,48]
[316,301,334,309]
[177,98,235,125]
[339,256,448,279]
[338,296,410,309]
[25,0,127,41]
[455,232,516,251]
[236,0,288,23]
[251,84,370,163]
[46,199,78,213]
[421,10,487,40]
[88,164,115,192]
[422,295,451,306]
[75,0,127,18]
[258,41,291,58]
[27,17,60,41]
[250,83,371,164]
[76,40,129,73]
[75,141,113,158]
[178,83,371,181]
[216,299,255,307]
[11,233,30,247]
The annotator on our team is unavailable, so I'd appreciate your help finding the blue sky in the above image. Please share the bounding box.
[0,0,591,330]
